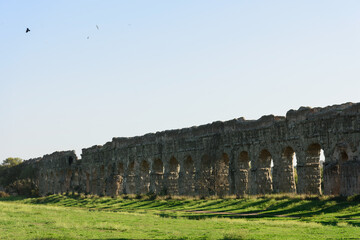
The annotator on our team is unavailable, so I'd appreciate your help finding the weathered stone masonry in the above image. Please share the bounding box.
[33,103,360,197]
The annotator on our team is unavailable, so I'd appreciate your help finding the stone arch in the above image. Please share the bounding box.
[126,161,136,194]
[151,158,164,194]
[298,143,322,194]
[235,151,250,195]
[180,156,196,195]
[324,144,351,196]
[338,148,360,196]
[276,146,297,193]
[256,149,273,194]
[139,160,150,194]
[167,157,180,195]
[198,154,214,196]
[215,153,230,197]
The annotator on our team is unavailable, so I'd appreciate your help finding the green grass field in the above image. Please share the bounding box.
[0,194,359,239]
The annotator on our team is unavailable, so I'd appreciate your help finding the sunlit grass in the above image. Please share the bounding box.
[0,194,359,239]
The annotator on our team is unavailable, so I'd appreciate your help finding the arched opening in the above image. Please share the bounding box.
[68,156,74,166]
[236,151,250,195]
[126,161,136,194]
[199,154,214,196]
[257,149,273,194]
[215,153,230,197]
[151,159,164,194]
[167,157,180,195]
[340,151,348,162]
[139,160,150,194]
[279,147,296,193]
[338,150,355,196]
[153,159,163,173]
[325,149,349,196]
[181,156,195,195]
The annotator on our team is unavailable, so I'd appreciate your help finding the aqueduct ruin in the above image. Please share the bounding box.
[31,102,360,197]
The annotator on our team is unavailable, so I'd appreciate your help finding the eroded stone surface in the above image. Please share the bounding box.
[26,102,360,197]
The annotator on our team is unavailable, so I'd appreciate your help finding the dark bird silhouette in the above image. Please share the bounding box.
[26,28,30,33]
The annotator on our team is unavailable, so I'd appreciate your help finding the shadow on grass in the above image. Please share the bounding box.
[0,196,27,201]
[3,194,360,227]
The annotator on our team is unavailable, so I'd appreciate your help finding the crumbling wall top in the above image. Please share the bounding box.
[286,102,356,122]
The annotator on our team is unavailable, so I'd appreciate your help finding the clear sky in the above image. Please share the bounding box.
[1,1,360,162]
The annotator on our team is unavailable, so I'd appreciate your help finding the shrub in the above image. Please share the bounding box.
[146,191,157,200]
[0,191,9,198]
[6,178,39,197]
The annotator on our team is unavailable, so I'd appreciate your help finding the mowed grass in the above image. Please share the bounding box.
[0,194,359,239]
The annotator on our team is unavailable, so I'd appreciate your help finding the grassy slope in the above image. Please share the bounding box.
[0,195,359,239]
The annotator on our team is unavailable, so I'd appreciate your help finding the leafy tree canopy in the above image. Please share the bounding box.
[2,158,23,167]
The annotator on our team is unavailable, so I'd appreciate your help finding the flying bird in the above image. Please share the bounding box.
[26,28,30,33]
[96,25,99,30]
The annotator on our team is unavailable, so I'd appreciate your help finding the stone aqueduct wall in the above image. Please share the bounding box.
[33,103,360,197]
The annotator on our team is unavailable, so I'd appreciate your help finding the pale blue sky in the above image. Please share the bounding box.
[1,1,360,161]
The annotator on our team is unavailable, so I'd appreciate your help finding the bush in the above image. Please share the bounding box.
[0,159,39,197]
[6,178,39,197]
[146,191,157,200]
[0,191,9,198]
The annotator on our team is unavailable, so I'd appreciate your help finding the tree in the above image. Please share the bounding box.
[2,158,23,167]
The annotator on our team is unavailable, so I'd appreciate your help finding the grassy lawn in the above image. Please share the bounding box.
[0,194,359,239]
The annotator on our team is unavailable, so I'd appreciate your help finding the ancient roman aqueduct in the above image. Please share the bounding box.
[28,102,360,197]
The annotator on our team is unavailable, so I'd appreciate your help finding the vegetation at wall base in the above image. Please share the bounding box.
[0,158,39,197]
[0,194,359,239]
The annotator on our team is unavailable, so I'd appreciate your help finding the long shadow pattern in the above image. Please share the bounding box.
[2,194,360,227]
